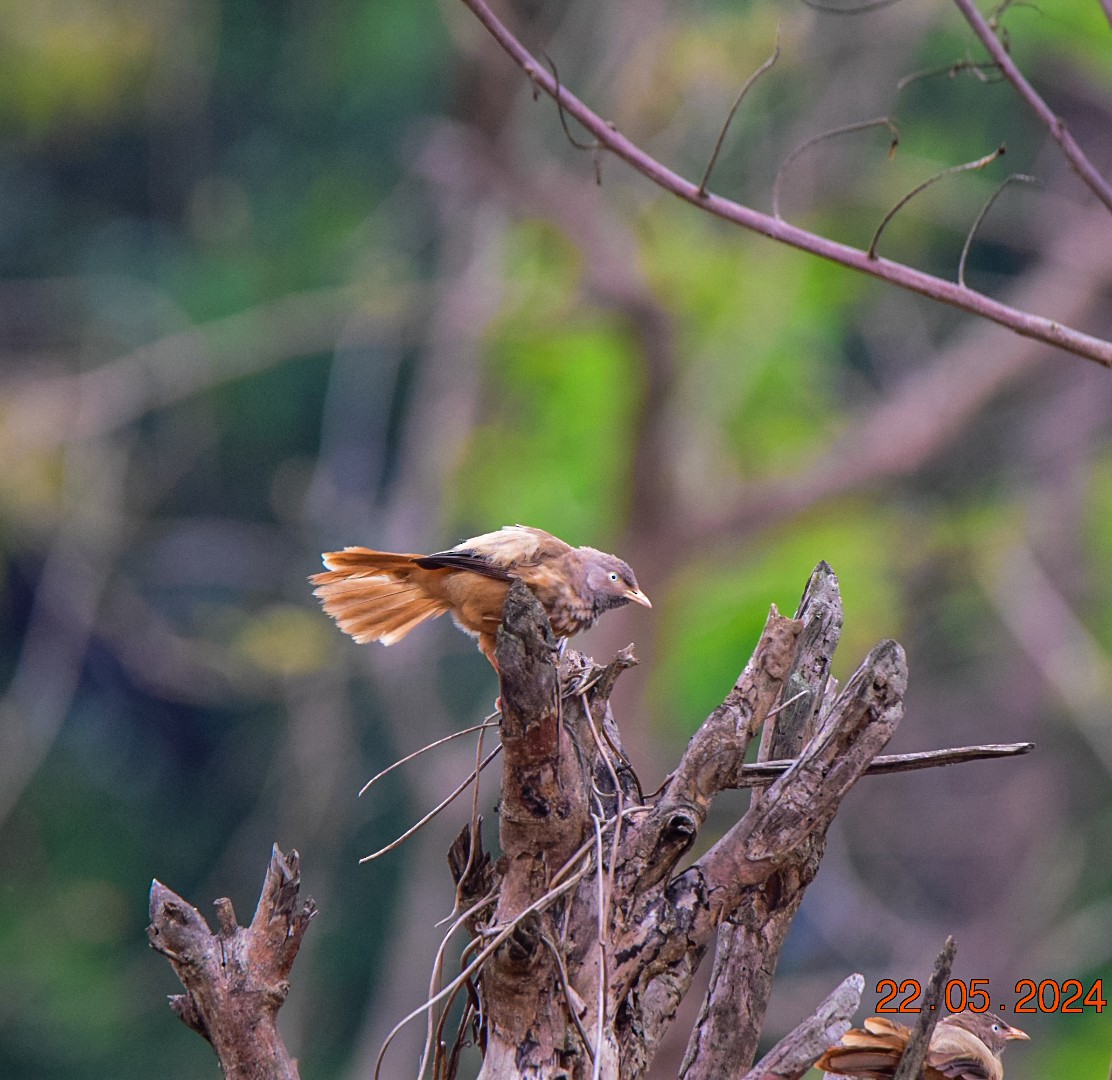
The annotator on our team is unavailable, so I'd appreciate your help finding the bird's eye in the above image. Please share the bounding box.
[608,572,620,582]
[991,1024,1000,1032]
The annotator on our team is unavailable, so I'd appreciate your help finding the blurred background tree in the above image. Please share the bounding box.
[0,0,1109,1077]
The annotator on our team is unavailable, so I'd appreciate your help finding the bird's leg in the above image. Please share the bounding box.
[477,633,502,714]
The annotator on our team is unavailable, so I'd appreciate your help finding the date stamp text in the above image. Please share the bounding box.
[875,978,1105,1014]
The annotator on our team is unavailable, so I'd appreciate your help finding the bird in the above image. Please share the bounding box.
[310,525,651,668]
[816,1010,1029,1080]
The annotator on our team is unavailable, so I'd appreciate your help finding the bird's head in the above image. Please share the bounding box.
[944,1011,1029,1054]
[580,550,651,615]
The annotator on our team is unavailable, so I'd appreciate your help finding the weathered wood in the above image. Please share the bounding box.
[475,582,601,1079]
[147,845,316,1080]
[620,607,803,905]
[735,742,1035,784]
[742,973,863,1080]
[891,937,956,1080]
[682,562,843,1078]
[620,640,905,1076]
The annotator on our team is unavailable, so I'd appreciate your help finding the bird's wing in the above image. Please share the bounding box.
[927,1027,999,1080]
[416,525,571,579]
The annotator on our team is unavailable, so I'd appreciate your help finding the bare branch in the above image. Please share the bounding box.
[616,608,801,908]
[458,0,1112,367]
[357,719,500,797]
[737,741,1035,785]
[683,638,905,922]
[681,563,844,1079]
[951,0,1112,213]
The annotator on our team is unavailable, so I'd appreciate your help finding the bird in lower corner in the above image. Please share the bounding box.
[310,524,651,668]
[815,1010,1029,1080]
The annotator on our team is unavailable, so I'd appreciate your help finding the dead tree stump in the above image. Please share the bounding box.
[147,845,316,1079]
[148,563,1032,1079]
[446,564,904,1078]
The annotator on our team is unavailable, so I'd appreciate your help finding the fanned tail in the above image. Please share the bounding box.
[311,547,450,646]
[815,1016,910,1078]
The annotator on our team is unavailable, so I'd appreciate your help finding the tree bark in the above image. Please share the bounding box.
[147,845,316,1079]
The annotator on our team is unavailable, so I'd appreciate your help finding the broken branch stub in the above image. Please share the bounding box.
[147,845,316,1080]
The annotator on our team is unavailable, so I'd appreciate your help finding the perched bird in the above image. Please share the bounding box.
[310,525,651,668]
[816,1010,1029,1080]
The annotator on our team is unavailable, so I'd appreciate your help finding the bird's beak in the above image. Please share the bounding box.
[624,588,652,608]
[1003,1023,1030,1041]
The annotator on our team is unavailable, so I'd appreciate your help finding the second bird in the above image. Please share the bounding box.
[816,1010,1029,1080]
[311,524,651,668]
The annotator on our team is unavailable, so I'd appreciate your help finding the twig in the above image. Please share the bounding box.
[541,932,596,1064]
[419,887,498,1080]
[897,57,1002,90]
[951,0,1112,214]
[359,745,502,862]
[868,145,1006,259]
[544,53,599,153]
[591,813,609,1080]
[372,860,592,1080]
[958,173,1040,287]
[443,1000,476,1080]
[357,720,499,796]
[448,722,493,920]
[699,26,781,197]
[773,117,899,219]
[735,740,1034,785]
[457,0,1112,367]
[577,690,625,928]
[892,937,956,1080]
[544,53,604,184]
